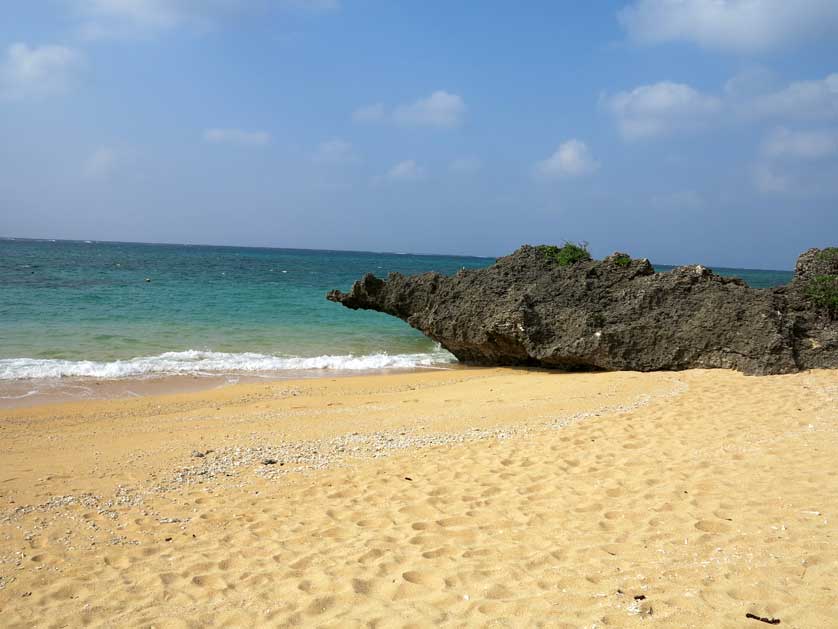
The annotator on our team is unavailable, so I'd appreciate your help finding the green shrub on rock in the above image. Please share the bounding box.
[816,248,838,263]
[806,274,838,315]
[613,253,632,267]
[537,242,592,266]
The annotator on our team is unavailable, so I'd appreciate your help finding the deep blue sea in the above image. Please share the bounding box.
[0,238,794,383]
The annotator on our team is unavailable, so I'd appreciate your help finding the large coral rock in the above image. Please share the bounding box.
[327,246,838,374]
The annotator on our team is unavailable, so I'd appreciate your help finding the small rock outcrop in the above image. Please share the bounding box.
[327,246,838,375]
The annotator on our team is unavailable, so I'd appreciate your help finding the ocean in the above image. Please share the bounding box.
[1,238,794,389]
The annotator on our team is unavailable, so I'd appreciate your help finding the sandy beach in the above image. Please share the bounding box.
[1,367,836,628]
[5,1,837,626]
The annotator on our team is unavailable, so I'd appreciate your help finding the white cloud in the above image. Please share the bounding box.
[352,103,386,123]
[312,138,357,164]
[393,91,466,128]
[618,0,838,53]
[383,160,426,182]
[71,0,338,40]
[724,67,777,99]
[203,128,271,147]
[449,157,482,174]
[0,43,85,101]
[354,91,467,128]
[84,147,118,179]
[77,0,187,31]
[762,127,838,160]
[535,140,599,179]
[603,73,838,140]
[603,81,722,140]
[752,73,838,120]
[73,0,214,38]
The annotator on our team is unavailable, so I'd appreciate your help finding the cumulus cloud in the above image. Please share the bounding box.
[751,73,838,120]
[535,140,599,179]
[203,128,271,147]
[311,138,357,164]
[603,81,722,140]
[354,91,467,128]
[449,157,482,174]
[73,0,219,38]
[723,67,777,99]
[84,147,118,179]
[618,0,838,53]
[393,91,466,128]
[604,73,838,140]
[71,0,338,39]
[0,43,85,101]
[382,160,426,182]
[762,127,838,160]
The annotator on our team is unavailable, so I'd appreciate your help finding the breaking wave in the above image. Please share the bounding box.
[0,349,456,380]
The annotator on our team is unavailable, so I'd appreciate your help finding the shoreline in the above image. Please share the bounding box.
[0,363,467,410]
[2,367,836,627]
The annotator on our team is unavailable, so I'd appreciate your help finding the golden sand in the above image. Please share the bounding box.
[0,367,836,628]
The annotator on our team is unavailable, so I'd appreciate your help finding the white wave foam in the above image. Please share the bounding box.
[0,349,456,380]
[0,389,40,400]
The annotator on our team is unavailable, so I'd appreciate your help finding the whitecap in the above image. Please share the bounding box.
[0,348,456,380]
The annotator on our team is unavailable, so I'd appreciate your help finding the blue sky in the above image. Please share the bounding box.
[1,1,837,269]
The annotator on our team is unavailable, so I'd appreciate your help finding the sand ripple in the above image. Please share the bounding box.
[1,368,836,627]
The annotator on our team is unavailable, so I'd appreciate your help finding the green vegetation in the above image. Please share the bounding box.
[612,253,632,267]
[806,274,838,314]
[816,247,838,263]
[537,242,592,267]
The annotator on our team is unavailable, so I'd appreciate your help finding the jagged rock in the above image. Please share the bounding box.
[327,245,838,375]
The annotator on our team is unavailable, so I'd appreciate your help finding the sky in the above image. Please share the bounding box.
[1,1,837,269]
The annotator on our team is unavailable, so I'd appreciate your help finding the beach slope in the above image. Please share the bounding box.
[1,368,836,627]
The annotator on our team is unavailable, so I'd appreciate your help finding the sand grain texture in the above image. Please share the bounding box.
[1,368,836,628]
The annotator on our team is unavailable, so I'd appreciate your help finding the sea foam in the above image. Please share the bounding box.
[0,349,456,380]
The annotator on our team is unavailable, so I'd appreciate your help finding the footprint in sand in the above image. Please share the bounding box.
[695,519,731,533]
[402,570,443,588]
[190,574,227,590]
[421,546,454,559]
[436,516,472,528]
[485,583,515,599]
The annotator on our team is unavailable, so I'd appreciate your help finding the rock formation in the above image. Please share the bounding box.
[327,246,838,375]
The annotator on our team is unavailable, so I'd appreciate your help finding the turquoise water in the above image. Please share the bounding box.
[0,238,793,380]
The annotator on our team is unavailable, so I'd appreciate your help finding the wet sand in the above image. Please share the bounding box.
[0,367,836,627]
[0,366,465,410]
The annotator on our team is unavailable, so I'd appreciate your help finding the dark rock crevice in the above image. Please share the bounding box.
[327,245,838,375]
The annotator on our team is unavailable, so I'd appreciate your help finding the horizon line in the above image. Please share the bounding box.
[0,234,795,273]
